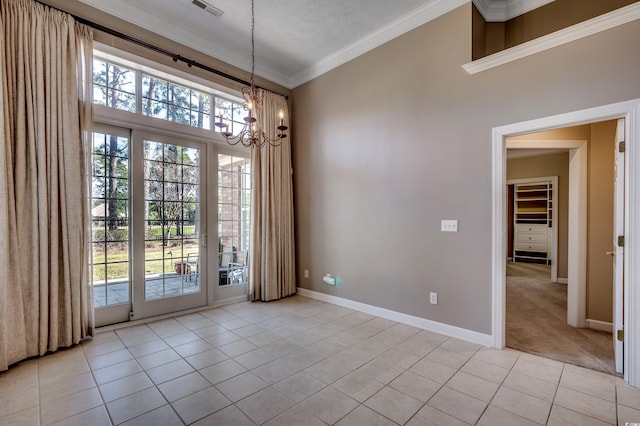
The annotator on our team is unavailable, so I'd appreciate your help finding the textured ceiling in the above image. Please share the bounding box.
[77,0,551,89]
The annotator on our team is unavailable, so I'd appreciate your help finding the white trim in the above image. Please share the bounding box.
[463,2,640,75]
[492,98,640,387]
[289,0,467,88]
[557,277,568,284]
[296,288,493,347]
[626,101,640,388]
[506,175,558,283]
[473,0,556,22]
[568,141,588,327]
[586,319,614,333]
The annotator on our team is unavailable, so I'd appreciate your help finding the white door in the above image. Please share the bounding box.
[91,124,133,326]
[131,131,208,320]
[612,118,625,374]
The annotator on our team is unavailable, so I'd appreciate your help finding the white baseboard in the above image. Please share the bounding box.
[586,319,613,333]
[296,287,493,347]
[557,277,568,284]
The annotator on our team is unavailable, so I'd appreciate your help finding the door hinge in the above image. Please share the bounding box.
[619,141,626,153]
[617,329,624,342]
[618,235,625,247]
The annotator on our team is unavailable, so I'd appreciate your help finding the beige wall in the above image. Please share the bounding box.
[506,152,569,278]
[291,4,640,334]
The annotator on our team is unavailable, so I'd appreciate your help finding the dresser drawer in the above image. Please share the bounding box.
[515,241,547,252]
[515,224,547,235]
[516,233,547,243]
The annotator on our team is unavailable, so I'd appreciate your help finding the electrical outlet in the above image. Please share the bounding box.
[441,219,458,232]
[429,292,438,305]
[304,269,309,278]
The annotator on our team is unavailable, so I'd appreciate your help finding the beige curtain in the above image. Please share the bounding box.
[249,91,296,301]
[0,0,94,371]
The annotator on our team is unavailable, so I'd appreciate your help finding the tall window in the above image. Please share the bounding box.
[91,131,130,307]
[218,154,251,286]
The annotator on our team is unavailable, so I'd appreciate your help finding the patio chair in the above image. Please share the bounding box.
[186,252,199,282]
[228,251,248,284]
[218,245,234,285]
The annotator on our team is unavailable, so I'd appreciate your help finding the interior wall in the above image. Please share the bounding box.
[291,3,640,335]
[506,152,569,278]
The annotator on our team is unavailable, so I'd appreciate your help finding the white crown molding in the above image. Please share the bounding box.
[296,288,493,347]
[473,0,556,22]
[505,0,556,21]
[463,2,640,75]
[77,0,292,88]
[288,0,468,88]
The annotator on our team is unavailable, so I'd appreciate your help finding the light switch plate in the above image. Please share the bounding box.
[441,219,458,232]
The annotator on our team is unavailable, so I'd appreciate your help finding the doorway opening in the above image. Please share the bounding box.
[491,99,640,387]
[505,128,615,375]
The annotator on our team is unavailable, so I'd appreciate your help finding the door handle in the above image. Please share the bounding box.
[201,233,207,247]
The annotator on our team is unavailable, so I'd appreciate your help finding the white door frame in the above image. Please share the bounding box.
[492,99,640,387]
[507,175,560,284]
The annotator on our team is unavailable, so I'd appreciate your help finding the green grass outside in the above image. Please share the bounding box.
[92,245,200,281]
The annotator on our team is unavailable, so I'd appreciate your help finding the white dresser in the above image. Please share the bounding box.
[513,182,553,264]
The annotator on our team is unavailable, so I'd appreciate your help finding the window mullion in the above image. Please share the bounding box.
[136,69,142,115]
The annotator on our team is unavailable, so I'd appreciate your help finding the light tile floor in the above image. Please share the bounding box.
[1,295,639,425]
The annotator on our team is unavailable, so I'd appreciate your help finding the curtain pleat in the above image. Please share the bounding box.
[249,92,296,301]
[0,0,94,371]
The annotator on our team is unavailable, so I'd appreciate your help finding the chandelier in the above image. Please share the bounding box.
[214,0,287,147]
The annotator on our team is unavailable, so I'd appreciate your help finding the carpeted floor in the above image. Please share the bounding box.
[506,261,617,375]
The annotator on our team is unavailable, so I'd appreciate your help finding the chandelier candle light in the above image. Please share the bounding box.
[214,0,288,147]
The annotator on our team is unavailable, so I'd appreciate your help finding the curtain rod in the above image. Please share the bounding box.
[35,0,289,99]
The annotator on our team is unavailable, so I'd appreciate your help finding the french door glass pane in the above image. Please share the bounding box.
[218,154,250,286]
[91,132,130,307]
[143,140,201,300]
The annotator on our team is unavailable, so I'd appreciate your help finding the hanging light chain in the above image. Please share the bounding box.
[251,0,255,80]
[213,0,288,147]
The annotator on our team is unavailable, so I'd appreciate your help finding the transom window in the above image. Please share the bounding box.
[93,59,136,112]
[92,56,240,134]
[142,75,211,129]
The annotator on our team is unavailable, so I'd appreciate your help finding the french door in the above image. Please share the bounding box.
[92,126,208,326]
[131,131,208,319]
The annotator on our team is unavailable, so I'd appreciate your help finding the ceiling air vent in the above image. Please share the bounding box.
[192,0,224,17]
